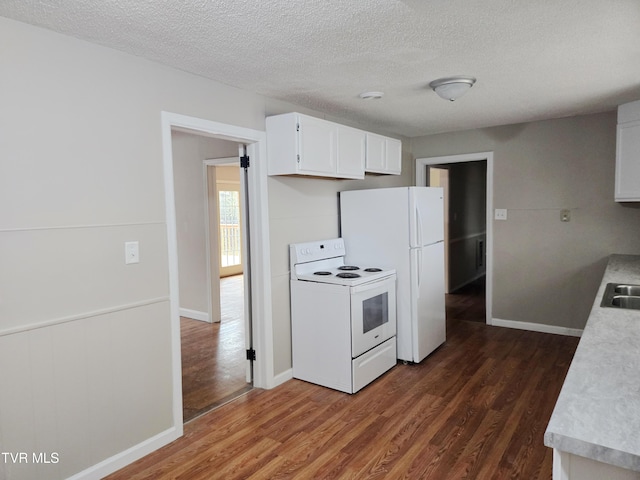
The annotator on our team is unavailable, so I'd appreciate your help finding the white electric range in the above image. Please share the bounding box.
[289,238,397,393]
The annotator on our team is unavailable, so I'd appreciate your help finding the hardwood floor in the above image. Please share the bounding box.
[447,276,486,323]
[107,287,579,480]
[181,274,251,422]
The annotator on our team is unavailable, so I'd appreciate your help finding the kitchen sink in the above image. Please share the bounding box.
[601,283,640,311]
[614,284,640,296]
[611,296,640,309]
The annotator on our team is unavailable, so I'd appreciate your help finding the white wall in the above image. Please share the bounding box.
[0,16,413,479]
[0,16,266,480]
[411,112,640,330]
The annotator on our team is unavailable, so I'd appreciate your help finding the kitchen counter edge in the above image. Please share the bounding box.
[544,254,640,472]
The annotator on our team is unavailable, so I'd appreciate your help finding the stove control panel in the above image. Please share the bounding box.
[290,238,345,264]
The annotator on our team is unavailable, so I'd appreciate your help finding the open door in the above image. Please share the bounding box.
[205,154,253,385]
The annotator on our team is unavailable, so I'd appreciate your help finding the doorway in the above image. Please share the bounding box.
[173,141,251,421]
[161,112,274,435]
[177,155,251,423]
[416,152,494,325]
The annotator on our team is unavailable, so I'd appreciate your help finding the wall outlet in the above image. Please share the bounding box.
[561,209,571,222]
[125,241,139,264]
[494,208,508,221]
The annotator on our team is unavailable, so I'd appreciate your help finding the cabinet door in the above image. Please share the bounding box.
[365,133,402,175]
[616,121,640,201]
[336,125,365,179]
[365,134,386,172]
[385,137,402,175]
[298,115,336,175]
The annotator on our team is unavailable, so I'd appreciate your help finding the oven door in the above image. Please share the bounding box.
[351,275,397,358]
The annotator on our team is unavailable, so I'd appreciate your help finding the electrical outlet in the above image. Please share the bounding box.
[494,209,508,221]
[125,241,139,264]
[561,209,571,222]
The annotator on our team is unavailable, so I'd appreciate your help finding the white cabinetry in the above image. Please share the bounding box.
[336,125,366,178]
[365,133,402,175]
[266,112,365,179]
[616,100,640,202]
[553,449,640,480]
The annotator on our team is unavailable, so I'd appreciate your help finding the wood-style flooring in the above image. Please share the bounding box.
[181,274,251,422]
[107,281,579,480]
[447,276,486,323]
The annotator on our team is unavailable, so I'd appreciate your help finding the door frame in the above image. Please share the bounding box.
[161,111,274,433]
[416,152,494,325]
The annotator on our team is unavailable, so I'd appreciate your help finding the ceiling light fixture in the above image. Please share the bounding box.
[429,76,476,101]
[359,91,384,100]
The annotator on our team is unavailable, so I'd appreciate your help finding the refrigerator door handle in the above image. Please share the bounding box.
[417,247,422,297]
[416,207,423,247]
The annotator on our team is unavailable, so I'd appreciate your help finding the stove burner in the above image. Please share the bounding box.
[313,271,332,276]
[364,268,382,272]
[336,272,361,279]
[338,265,360,271]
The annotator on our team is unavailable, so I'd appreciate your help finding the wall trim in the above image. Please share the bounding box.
[0,221,164,233]
[272,368,293,388]
[0,297,169,337]
[449,231,486,245]
[66,427,180,480]
[178,308,211,323]
[492,318,583,337]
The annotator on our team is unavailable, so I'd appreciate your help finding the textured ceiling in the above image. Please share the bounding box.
[2,0,640,137]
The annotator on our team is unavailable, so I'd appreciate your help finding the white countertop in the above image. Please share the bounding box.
[544,254,640,471]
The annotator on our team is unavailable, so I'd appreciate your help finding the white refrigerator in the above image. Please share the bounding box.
[340,186,446,363]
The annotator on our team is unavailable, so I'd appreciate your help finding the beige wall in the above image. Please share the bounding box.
[0,16,266,480]
[8,11,637,480]
[265,161,413,375]
[0,16,411,479]
[172,131,238,317]
[412,112,640,330]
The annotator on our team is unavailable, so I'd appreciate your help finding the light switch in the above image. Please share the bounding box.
[125,241,139,264]
[494,209,508,221]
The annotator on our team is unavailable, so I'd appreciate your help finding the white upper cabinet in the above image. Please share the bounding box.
[266,113,364,179]
[336,125,366,178]
[616,100,640,202]
[297,114,337,176]
[365,133,402,175]
[266,112,401,179]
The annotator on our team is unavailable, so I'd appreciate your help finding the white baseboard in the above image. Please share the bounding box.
[67,426,180,480]
[271,369,293,389]
[491,318,583,337]
[179,308,210,322]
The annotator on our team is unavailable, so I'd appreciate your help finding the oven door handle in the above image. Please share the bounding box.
[350,275,394,294]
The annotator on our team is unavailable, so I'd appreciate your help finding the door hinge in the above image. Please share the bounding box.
[240,154,250,168]
[246,348,256,361]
